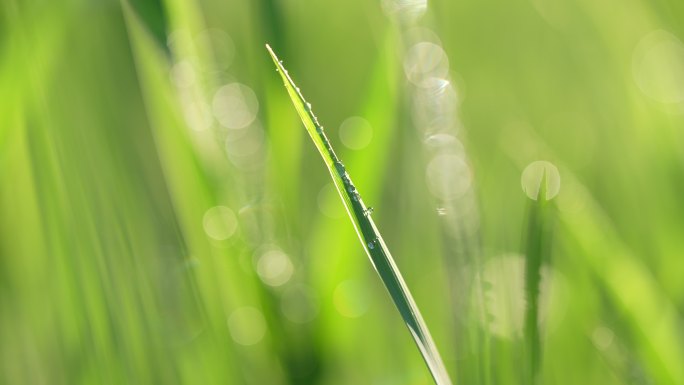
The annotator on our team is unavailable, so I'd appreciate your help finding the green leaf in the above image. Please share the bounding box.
[266,44,453,385]
[523,169,552,383]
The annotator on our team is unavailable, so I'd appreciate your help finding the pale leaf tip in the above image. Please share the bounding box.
[265,43,278,62]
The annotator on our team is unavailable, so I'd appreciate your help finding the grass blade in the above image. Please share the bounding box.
[523,170,553,383]
[266,44,453,385]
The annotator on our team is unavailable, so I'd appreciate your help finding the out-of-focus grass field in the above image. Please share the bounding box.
[2,0,684,384]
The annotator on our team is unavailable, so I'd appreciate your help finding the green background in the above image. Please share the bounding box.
[2,0,684,383]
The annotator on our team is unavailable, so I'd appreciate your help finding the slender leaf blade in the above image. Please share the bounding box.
[523,170,550,383]
[266,44,453,385]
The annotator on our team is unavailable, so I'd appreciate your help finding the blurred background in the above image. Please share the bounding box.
[2,0,684,384]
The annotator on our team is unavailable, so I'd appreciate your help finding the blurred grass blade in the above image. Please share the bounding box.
[523,170,551,383]
[266,44,452,385]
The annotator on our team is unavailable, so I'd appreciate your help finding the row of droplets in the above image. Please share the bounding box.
[386,2,479,229]
[169,31,374,349]
[274,49,377,219]
[388,8,563,207]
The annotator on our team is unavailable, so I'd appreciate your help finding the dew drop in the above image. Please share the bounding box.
[334,162,346,175]
[203,206,238,240]
[381,0,428,22]
[170,60,196,89]
[591,326,615,351]
[256,249,294,287]
[227,307,267,346]
[224,122,266,169]
[633,30,684,104]
[339,116,373,150]
[426,154,471,200]
[212,83,259,129]
[404,42,449,87]
[521,161,561,201]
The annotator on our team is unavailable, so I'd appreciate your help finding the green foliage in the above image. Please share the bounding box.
[2,0,684,384]
[267,44,452,385]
